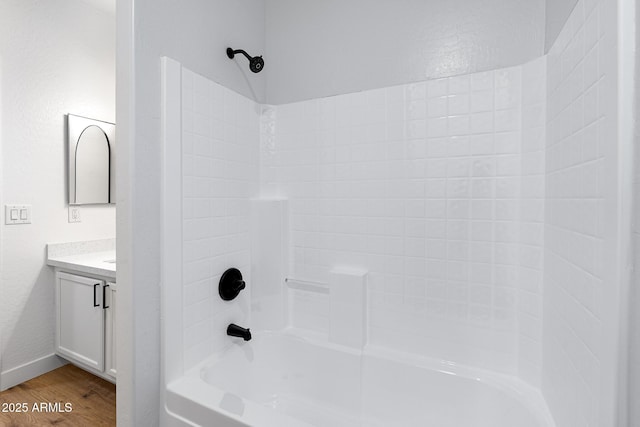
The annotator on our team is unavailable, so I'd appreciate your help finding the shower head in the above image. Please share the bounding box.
[226,47,264,73]
[249,56,264,73]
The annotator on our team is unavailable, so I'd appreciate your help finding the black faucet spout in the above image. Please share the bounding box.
[227,323,251,341]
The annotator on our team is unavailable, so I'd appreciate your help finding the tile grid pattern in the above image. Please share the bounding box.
[181,69,260,370]
[262,64,546,374]
[517,58,547,386]
[542,0,611,425]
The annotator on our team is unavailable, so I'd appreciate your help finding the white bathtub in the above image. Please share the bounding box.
[165,330,554,427]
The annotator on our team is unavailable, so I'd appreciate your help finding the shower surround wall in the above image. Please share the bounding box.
[541,0,622,425]
[261,59,547,376]
[168,4,627,424]
[518,59,547,386]
[173,58,547,386]
[181,68,260,370]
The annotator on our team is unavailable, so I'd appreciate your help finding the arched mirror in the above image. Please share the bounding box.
[68,114,115,204]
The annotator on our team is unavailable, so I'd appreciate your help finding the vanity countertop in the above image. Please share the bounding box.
[47,238,116,280]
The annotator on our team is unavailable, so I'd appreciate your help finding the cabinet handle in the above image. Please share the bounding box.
[93,283,100,307]
[103,284,110,309]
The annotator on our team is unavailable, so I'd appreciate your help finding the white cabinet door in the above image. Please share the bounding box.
[105,282,117,379]
[55,272,105,372]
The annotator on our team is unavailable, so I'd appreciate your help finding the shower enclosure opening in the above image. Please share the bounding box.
[153,0,633,426]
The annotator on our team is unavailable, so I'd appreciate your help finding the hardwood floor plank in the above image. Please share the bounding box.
[0,364,115,426]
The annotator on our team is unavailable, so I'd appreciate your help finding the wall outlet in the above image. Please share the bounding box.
[5,205,32,225]
[68,206,81,223]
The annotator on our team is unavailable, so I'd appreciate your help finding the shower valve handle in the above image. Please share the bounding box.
[219,268,246,301]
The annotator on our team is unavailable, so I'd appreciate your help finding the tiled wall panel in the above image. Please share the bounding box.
[181,68,260,370]
[175,5,620,416]
[542,0,618,425]
[518,57,547,387]
[263,62,546,375]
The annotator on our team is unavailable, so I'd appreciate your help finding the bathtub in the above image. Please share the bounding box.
[165,330,554,427]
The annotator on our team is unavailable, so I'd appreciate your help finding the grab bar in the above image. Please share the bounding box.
[285,278,329,294]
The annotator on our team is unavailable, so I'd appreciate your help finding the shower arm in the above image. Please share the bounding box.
[226,48,252,61]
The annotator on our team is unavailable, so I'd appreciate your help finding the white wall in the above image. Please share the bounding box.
[264,0,545,104]
[118,0,265,425]
[628,0,639,424]
[632,105,640,426]
[542,0,623,425]
[545,0,579,52]
[0,0,115,386]
[142,0,266,104]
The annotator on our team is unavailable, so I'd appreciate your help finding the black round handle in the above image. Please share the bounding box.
[219,268,246,301]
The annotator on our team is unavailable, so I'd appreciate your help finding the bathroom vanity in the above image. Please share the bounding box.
[46,239,116,383]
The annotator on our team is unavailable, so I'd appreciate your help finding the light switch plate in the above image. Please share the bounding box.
[68,206,81,223]
[5,205,32,225]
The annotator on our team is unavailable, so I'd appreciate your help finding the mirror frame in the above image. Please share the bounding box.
[67,114,116,205]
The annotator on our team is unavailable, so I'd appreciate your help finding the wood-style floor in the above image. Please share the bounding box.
[0,364,115,426]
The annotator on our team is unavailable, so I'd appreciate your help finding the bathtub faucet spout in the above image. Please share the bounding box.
[227,323,252,341]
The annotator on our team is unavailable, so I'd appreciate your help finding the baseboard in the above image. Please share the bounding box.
[0,353,67,391]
